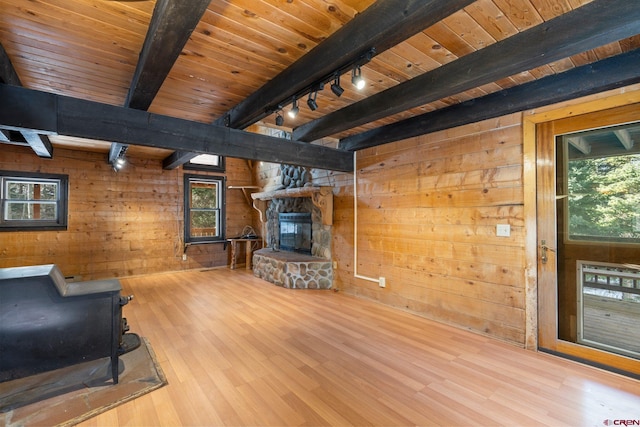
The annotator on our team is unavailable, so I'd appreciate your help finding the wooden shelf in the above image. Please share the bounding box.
[228,186,260,205]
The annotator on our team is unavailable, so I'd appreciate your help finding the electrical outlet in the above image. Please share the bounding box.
[182,254,187,261]
[333,261,338,269]
[379,277,386,288]
[496,224,511,237]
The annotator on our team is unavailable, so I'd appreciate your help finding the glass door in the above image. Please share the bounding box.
[537,103,640,376]
[557,123,640,360]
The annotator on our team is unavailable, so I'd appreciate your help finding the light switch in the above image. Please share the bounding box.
[496,224,511,237]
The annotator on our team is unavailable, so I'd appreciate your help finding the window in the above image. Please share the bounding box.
[562,121,640,244]
[183,154,225,172]
[184,174,225,243]
[0,171,68,231]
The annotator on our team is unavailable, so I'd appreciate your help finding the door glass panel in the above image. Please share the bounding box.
[557,121,640,360]
[577,261,640,358]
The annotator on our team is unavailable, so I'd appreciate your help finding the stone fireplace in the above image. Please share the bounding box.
[251,186,333,289]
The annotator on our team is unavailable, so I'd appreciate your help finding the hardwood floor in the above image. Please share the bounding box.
[79,268,640,426]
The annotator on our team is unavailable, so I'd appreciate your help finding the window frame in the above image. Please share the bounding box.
[183,154,225,173]
[0,170,69,231]
[184,174,226,244]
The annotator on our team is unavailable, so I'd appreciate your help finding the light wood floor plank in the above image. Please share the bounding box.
[78,268,640,426]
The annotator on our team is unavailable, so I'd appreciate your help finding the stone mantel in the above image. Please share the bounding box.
[251,186,333,225]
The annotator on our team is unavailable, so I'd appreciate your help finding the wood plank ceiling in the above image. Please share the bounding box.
[0,0,639,171]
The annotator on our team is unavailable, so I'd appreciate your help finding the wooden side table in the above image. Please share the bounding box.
[227,238,261,270]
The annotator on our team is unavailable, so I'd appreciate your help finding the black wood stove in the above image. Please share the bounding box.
[0,264,140,384]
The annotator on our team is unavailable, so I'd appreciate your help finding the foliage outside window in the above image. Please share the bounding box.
[0,171,68,231]
[564,124,640,244]
[184,174,225,243]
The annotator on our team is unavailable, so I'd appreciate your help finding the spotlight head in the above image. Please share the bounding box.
[287,100,299,118]
[275,112,284,126]
[111,156,126,172]
[331,81,344,97]
[307,92,318,111]
[352,66,365,90]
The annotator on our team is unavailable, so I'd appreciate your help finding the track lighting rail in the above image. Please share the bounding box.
[269,48,376,125]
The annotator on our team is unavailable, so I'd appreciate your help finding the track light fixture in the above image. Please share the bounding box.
[351,65,365,90]
[307,91,318,111]
[275,110,284,126]
[330,74,344,97]
[265,48,375,122]
[108,143,128,172]
[288,98,299,118]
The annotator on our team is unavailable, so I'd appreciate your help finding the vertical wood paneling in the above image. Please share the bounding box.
[0,145,254,280]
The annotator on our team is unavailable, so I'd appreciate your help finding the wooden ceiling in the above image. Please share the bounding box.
[1,0,640,171]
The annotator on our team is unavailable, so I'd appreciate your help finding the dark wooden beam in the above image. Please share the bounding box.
[162,150,198,169]
[125,0,210,110]
[340,49,640,151]
[118,0,209,168]
[0,42,53,158]
[294,0,640,142]
[215,0,475,130]
[0,43,21,86]
[0,84,353,172]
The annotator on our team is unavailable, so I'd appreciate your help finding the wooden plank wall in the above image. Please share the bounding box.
[251,115,527,345]
[0,145,254,280]
[332,114,526,345]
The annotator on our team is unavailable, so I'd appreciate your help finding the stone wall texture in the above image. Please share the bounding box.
[253,249,332,289]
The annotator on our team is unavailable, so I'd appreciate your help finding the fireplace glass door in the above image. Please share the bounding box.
[279,213,312,254]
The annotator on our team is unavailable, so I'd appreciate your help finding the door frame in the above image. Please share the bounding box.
[523,85,640,375]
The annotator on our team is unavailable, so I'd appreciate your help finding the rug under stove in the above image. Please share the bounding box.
[0,337,167,426]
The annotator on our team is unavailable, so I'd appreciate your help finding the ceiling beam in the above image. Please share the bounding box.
[339,49,640,151]
[0,43,21,86]
[163,150,198,170]
[0,43,53,158]
[294,0,640,143]
[215,0,475,131]
[613,129,634,150]
[567,137,591,155]
[114,0,210,168]
[125,0,210,110]
[0,84,353,172]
